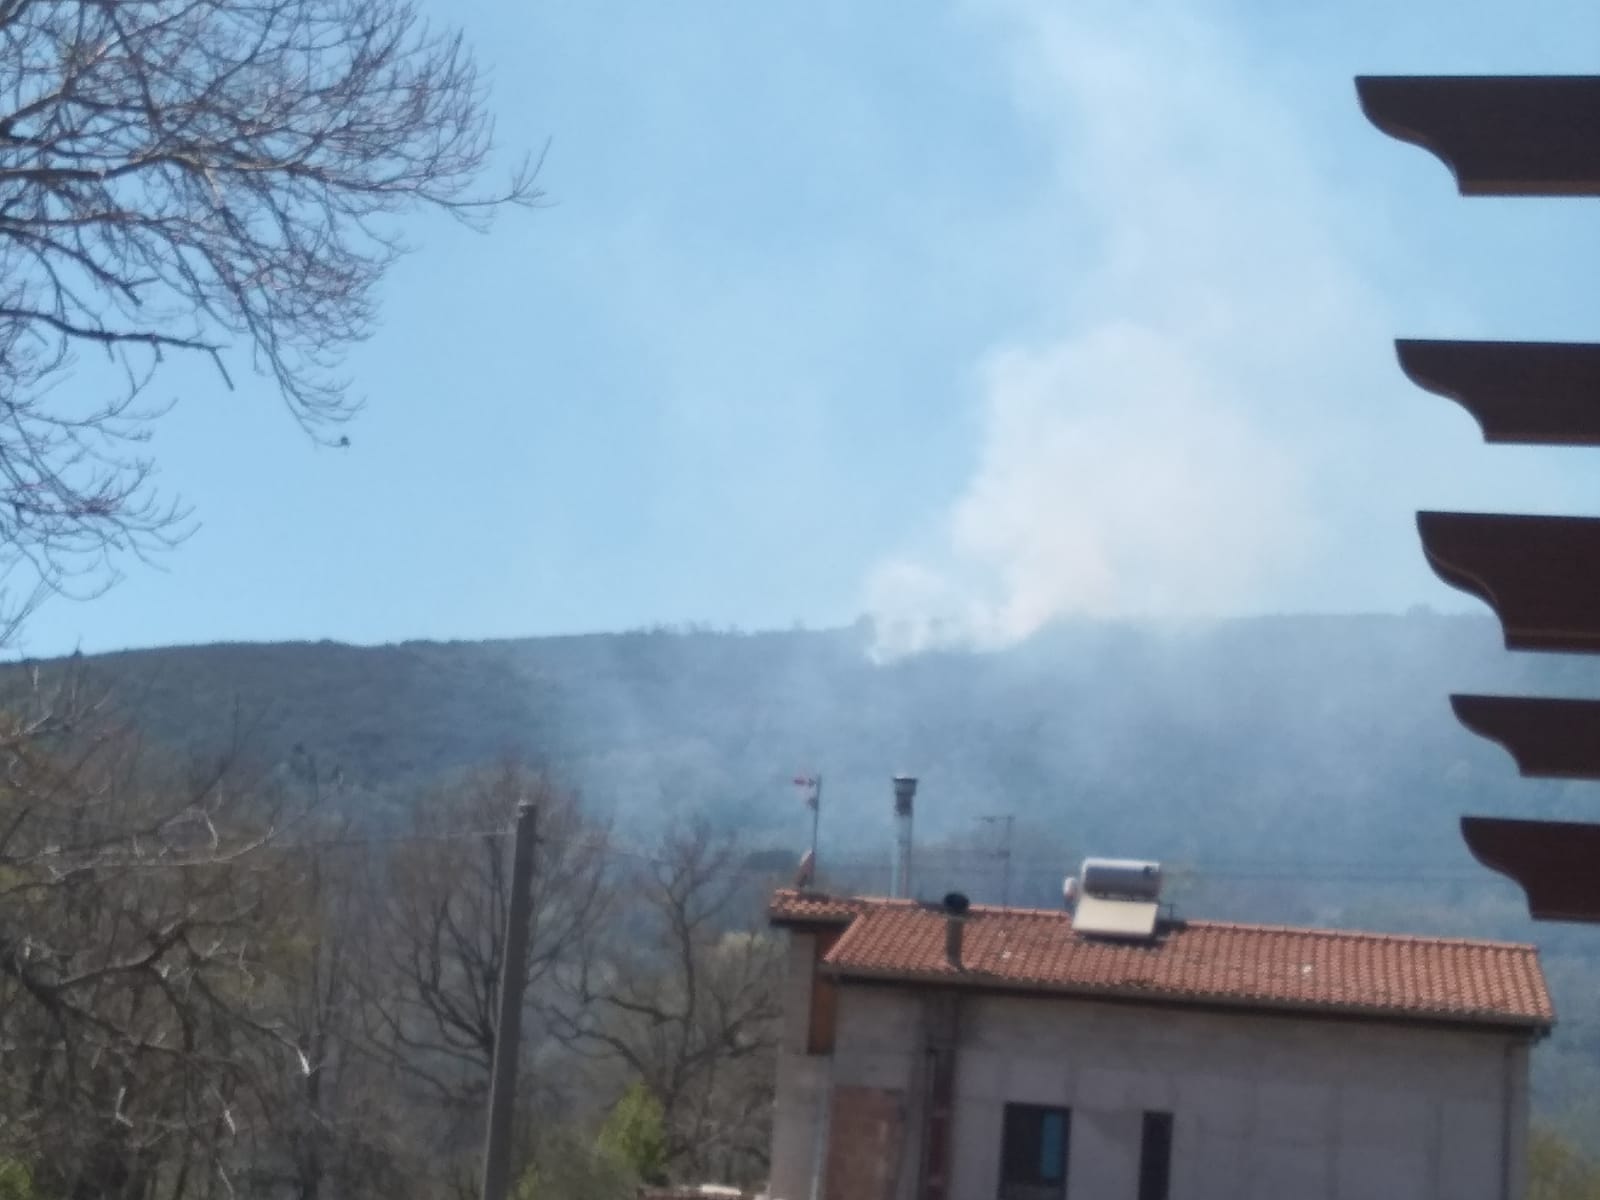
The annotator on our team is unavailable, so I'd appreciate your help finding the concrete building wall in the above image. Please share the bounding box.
[770,932,826,1200]
[779,977,1534,1200]
[827,987,924,1200]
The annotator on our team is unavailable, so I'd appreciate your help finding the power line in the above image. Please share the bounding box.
[816,850,1488,887]
[11,819,1499,889]
[13,823,802,878]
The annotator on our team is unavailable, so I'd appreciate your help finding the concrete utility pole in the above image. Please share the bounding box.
[480,798,538,1200]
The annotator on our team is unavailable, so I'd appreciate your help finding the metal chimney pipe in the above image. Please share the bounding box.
[945,915,964,967]
[891,775,917,898]
[943,892,970,969]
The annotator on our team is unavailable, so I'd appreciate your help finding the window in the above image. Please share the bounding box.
[999,1103,1070,1200]
[1139,1111,1173,1200]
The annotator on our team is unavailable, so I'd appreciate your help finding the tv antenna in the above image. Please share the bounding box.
[979,813,1015,909]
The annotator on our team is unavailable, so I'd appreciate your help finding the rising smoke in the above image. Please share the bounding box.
[865,2,1404,658]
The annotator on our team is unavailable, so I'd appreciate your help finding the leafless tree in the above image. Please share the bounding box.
[567,821,780,1187]
[368,765,611,1179]
[0,0,537,621]
[0,667,312,1199]
[245,839,430,1200]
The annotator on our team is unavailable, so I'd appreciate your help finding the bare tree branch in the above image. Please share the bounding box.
[562,820,780,1187]
[0,0,538,634]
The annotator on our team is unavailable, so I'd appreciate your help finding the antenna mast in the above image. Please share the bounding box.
[980,814,1015,909]
[794,773,822,883]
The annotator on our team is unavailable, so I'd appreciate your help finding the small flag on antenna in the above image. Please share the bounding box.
[794,775,820,810]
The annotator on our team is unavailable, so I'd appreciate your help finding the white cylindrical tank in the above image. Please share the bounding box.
[1080,857,1162,900]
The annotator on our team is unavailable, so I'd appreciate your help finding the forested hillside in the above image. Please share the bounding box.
[45,611,1600,863]
[26,611,1600,1132]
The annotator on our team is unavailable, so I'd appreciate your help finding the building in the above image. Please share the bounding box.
[1353,73,1600,920]
[766,889,1552,1200]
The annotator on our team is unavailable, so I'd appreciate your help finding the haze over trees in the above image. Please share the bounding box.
[0,690,781,1200]
[8,615,1600,1192]
[14,614,1600,1143]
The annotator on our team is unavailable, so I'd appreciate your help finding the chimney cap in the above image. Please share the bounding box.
[892,774,917,816]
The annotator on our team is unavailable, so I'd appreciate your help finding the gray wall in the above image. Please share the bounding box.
[768,934,1534,1200]
[770,931,827,1200]
[943,992,1529,1200]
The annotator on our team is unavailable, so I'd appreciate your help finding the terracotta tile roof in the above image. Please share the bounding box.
[775,892,1553,1031]
[769,890,881,925]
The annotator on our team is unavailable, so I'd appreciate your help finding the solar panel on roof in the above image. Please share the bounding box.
[1072,894,1160,940]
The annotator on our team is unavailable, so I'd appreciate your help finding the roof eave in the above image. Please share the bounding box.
[1463,815,1600,923]
[769,912,855,930]
[823,963,1553,1036]
[1356,75,1600,196]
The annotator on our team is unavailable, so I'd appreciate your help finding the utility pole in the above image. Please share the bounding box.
[480,798,538,1200]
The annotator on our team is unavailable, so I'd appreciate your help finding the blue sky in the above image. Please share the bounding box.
[19,0,1600,656]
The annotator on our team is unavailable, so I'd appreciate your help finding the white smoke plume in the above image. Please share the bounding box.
[865,2,1402,657]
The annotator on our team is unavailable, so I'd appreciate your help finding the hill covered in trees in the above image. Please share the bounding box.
[29,611,1600,1131]
[46,611,1600,870]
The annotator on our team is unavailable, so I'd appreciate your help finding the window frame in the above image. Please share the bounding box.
[997,1102,1071,1199]
[1138,1110,1174,1200]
